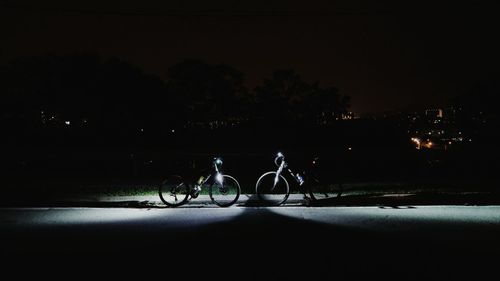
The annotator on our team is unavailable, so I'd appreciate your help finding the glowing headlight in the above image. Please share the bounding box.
[216,173,224,184]
[215,158,223,165]
[277,152,283,158]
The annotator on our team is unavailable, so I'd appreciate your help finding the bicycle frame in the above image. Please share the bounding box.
[194,158,224,192]
[273,153,304,190]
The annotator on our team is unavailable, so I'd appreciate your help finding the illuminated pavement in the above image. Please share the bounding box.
[2,205,500,233]
[0,194,306,207]
[2,205,500,279]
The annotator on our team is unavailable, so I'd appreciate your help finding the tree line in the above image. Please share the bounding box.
[0,54,351,135]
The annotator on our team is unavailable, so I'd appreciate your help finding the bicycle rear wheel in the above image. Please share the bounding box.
[308,177,342,201]
[209,175,241,207]
[159,175,190,207]
[255,171,290,206]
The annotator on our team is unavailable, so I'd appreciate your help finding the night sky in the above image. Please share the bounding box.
[1,0,499,114]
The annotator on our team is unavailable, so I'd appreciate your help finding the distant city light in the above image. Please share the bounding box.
[171,129,175,133]
[421,141,433,149]
[348,147,352,151]
[411,137,421,149]
[65,121,70,125]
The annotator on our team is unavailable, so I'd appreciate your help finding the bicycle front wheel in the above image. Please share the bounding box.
[209,175,241,207]
[308,177,342,201]
[255,171,290,206]
[159,175,190,207]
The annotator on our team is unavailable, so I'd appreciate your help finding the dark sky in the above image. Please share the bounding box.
[1,0,499,114]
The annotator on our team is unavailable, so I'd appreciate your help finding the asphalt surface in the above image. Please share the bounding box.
[2,205,500,279]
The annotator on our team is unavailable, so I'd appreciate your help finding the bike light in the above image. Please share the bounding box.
[216,173,224,184]
[296,173,304,185]
[215,158,223,165]
[277,152,283,158]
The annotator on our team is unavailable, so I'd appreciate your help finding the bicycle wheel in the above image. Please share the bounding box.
[159,175,190,207]
[209,174,241,207]
[255,171,290,206]
[308,177,342,201]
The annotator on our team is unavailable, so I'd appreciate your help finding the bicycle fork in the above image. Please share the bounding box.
[214,162,224,188]
[272,164,285,191]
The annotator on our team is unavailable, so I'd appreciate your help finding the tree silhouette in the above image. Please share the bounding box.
[254,69,310,122]
[166,59,246,122]
[453,76,499,143]
[306,86,351,124]
[0,54,169,146]
[0,55,351,149]
[254,69,350,124]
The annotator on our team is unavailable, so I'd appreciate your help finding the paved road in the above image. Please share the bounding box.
[2,205,500,279]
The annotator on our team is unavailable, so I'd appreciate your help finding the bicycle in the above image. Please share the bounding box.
[255,152,342,206]
[159,157,241,207]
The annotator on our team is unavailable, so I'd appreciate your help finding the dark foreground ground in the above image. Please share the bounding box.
[2,205,500,280]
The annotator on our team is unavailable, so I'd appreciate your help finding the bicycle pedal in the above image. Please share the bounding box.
[191,187,200,198]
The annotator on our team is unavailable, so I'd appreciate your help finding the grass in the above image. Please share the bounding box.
[75,184,159,197]
[7,177,496,199]
[71,183,494,199]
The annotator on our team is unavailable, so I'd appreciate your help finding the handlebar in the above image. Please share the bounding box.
[213,157,223,172]
[275,152,285,167]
